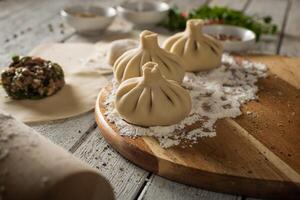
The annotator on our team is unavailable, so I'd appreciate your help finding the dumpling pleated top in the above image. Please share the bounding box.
[163,19,223,72]
[115,62,191,127]
[113,30,185,83]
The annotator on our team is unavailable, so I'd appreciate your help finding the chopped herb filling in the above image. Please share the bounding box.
[1,56,65,100]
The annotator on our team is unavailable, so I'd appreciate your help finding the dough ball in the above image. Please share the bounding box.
[115,62,191,127]
[163,19,223,72]
[113,30,185,83]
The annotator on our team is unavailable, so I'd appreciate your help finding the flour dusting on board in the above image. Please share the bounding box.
[104,54,267,148]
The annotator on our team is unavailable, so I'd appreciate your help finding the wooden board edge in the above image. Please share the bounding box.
[95,86,300,199]
[235,54,300,89]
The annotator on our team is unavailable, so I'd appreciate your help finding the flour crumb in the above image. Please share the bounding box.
[41,176,50,187]
[291,112,296,116]
[0,149,9,161]
[104,54,268,148]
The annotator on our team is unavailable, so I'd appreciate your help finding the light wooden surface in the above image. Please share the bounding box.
[1,0,300,199]
[95,56,300,199]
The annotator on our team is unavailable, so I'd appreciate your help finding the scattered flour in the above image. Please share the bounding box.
[104,54,267,148]
[0,149,9,161]
[0,112,41,162]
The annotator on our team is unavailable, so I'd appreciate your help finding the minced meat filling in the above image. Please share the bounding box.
[1,56,65,100]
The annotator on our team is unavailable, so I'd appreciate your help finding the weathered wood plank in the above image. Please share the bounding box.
[0,0,126,158]
[0,5,150,199]
[0,0,36,21]
[1,1,295,200]
[131,1,251,199]
[73,129,149,200]
[280,0,300,56]
[66,8,239,200]
[0,2,96,151]
[137,1,251,199]
[0,0,92,152]
[210,0,249,10]
[0,15,75,67]
[140,176,241,200]
[97,76,300,199]
[30,112,95,150]
[64,19,151,199]
[0,0,70,40]
[245,0,289,54]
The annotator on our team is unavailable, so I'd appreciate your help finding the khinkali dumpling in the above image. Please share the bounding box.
[163,19,223,72]
[113,30,185,83]
[107,39,139,66]
[115,62,191,127]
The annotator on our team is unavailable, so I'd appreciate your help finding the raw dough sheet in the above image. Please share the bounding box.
[0,43,110,122]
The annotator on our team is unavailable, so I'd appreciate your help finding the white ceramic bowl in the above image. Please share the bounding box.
[202,25,256,52]
[117,1,170,27]
[61,5,116,34]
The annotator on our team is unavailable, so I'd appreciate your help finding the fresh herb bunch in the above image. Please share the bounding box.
[161,7,187,31]
[161,5,277,41]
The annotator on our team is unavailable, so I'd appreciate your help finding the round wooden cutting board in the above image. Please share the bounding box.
[95,55,300,199]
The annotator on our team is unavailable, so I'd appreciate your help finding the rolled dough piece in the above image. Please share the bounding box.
[0,112,114,200]
[0,43,110,122]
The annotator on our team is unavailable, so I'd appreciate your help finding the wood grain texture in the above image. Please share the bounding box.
[245,0,288,54]
[140,176,241,200]
[280,0,300,56]
[95,55,300,199]
[0,0,93,153]
[0,1,156,199]
[141,1,252,199]
[0,0,69,41]
[31,112,95,150]
[234,55,300,181]
[0,15,74,66]
[0,14,89,151]
[225,118,300,184]
[73,129,148,200]
[18,20,150,200]
[0,0,36,20]
[2,0,300,199]
[0,3,148,200]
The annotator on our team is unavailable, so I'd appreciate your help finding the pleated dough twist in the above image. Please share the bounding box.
[163,19,223,72]
[115,62,191,127]
[113,30,185,83]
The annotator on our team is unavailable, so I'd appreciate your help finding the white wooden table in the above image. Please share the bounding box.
[1,0,299,199]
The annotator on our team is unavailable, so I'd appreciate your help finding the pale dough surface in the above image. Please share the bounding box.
[163,19,223,72]
[113,30,185,83]
[0,43,109,122]
[115,62,191,126]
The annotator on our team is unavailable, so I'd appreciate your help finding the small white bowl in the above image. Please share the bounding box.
[117,1,170,27]
[202,25,256,52]
[61,5,116,35]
